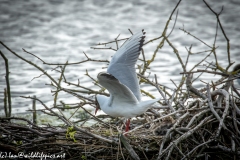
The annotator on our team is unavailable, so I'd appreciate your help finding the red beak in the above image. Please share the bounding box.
[95,107,99,115]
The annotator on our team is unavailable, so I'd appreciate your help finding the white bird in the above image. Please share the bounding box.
[95,30,160,132]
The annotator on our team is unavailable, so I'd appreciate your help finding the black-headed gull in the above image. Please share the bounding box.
[95,30,160,132]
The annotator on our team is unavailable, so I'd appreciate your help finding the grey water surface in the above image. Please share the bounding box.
[0,0,239,114]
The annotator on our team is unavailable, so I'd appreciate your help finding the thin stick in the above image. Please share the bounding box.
[0,50,12,117]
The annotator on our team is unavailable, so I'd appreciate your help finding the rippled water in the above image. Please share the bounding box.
[0,0,240,114]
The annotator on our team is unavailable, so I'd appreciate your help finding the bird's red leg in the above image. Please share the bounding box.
[125,119,131,132]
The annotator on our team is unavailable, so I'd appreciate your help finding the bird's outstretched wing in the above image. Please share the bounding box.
[97,72,138,106]
[107,30,145,101]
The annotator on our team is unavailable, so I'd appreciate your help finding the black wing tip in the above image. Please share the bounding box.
[98,72,118,81]
[139,30,146,51]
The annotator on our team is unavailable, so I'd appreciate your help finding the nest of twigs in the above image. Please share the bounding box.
[1,0,240,159]
[1,93,240,160]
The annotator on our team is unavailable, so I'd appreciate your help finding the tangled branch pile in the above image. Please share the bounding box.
[1,0,240,159]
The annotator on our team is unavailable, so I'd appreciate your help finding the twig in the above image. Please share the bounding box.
[0,50,12,117]
[3,89,8,117]
[20,96,116,144]
[181,69,229,76]
[181,139,214,160]
[157,115,213,159]
[120,134,140,160]
[186,73,207,99]
[32,95,37,124]
[203,0,231,65]
[0,42,59,86]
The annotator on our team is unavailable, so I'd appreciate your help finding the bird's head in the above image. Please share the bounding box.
[95,94,109,115]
